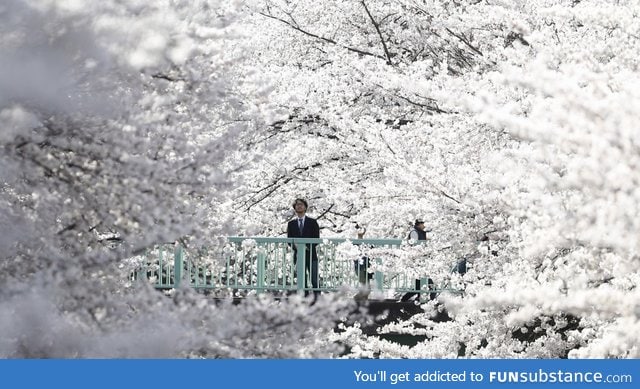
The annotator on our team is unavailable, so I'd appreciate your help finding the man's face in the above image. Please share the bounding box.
[416,223,425,231]
[294,201,307,213]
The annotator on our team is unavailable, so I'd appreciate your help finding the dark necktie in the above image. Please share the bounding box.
[298,218,304,232]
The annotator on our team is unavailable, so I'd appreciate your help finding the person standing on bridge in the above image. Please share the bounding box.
[287,198,320,298]
[353,224,373,301]
[402,219,435,302]
[408,219,428,241]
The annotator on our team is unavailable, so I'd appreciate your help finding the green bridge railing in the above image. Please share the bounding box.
[133,237,464,299]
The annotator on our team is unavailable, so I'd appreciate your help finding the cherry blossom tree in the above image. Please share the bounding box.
[3,0,638,359]
[0,0,350,358]
[236,0,640,358]
[464,0,640,358]
[233,1,507,249]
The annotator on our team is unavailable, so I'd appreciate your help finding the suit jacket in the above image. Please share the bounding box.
[287,216,320,261]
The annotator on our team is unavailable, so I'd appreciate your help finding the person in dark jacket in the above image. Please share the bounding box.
[353,224,372,301]
[408,219,428,241]
[287,198,320,297]
[402,219,435,301]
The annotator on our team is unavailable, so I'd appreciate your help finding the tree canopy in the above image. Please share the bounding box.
[1,0,639,358]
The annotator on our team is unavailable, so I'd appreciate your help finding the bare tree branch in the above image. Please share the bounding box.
[445,27,484,56]
[361,0,394,65]
[315,203,334,220]
[257,11,387,61]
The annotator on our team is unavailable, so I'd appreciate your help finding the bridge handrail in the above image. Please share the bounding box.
[226,237,404,245]
[134,236,463,299]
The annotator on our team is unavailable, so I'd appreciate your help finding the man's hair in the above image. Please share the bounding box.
[292,198,308,209]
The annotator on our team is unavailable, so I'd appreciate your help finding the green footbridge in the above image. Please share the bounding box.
[135,237,464,299]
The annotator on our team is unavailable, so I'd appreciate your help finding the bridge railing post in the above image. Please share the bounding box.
[136,250,148,282]
[295,240,306,294]
[419,276,428,302]
[174,245,183,288]
[257,248,266,293]
[374,257,384,294]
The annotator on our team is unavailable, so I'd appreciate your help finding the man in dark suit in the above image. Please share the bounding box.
[287,198,320,297]
[402,219,436,302]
